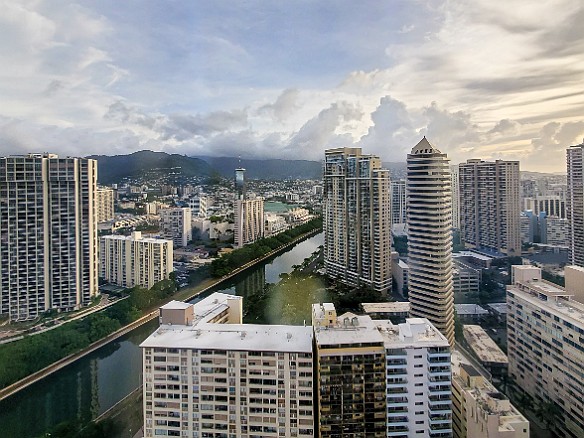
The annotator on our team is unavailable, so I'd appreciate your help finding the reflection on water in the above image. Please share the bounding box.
[0,233,323,438]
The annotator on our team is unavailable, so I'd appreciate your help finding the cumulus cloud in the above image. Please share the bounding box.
[258,89,300,121]
[525,121,584,168]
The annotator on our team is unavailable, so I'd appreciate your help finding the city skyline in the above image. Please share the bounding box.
[1,1,583,172]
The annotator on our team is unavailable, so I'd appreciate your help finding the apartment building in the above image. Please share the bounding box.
[567,141,584,266]
[391,179,407,226]
[234,198,265,248]
[451,164,461,229]
[99,231,173,289]
[96,186,115,223]
[452,351,529,438]
[507,265,584,437]
[323,147,392,293]
[141,293,315,438]
[160,207,192,247]
[459,159,521,256]
[406,138,455,344]
[312,303,452,438]
[0,154,98,321]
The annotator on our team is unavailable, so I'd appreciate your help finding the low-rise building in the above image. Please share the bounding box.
[454,304,489,323]
[361,301,410,323]
[463,325,508,379]
[452,350,529,438]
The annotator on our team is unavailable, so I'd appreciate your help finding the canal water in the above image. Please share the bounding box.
[0,233,323,438]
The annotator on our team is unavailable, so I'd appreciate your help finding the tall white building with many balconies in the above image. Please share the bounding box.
[160,207,192,247]
[391,179,407,227]
[141,293,315,438]
[96,186,115,223]
[507,265,584,437]
[0,154,98,321]
[323,147,392,293]
[99,231,173,289]
[459,159,521,256]
[406,138,455,344]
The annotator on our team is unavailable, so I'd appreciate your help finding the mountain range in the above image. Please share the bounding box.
[88,150,409,184]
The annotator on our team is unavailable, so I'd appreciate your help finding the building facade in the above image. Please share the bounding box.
[235,198,265,248]
[406,138,455,344]
[391,179,407,227]
[567,142,584,266]
[142,293,315,438]
[451,164,461,229]
[96,186,115,223]
[507,265,584,437]
[160,207,192,247]
[452,351,529,438]
[99,231,173,289]
[323,147,392,293]
[0,154,98,321]
[459,159,521,256]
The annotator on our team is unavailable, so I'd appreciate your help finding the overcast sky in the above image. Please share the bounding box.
[1,0,584,172]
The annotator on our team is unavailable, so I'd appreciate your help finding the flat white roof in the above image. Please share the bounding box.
[161,300,192,310]
[463,325,508,364]
[142,323,313,353]
[377,318,449,347]
[314,313,384,346]
[455,304,489,316]
[361,302,410,313]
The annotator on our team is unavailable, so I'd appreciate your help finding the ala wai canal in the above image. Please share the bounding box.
[0,233,323,438]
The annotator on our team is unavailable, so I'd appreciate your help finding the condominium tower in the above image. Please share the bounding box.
[234,168,264,248]
[141,293,315,438]
[160,207,192,247]
[96,186,115,223]
[391,179,407,226]
[567,141,584,266]
[99,231,173,289]
[451,165,461,229]
[323,147,392,293]
[406,138,455,344]
[507,265,584,437]
[459,159,521,256]
[0,154,98,321]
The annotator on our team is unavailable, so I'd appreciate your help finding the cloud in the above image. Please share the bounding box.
[525,121,584,168]
[258,89,300,121]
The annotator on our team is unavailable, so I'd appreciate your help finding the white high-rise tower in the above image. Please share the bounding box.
[567,141,584,267]
[406,138,455,344]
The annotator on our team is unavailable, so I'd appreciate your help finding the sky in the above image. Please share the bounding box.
[1,0,584,172]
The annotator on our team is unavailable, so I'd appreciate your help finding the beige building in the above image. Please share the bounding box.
[406,138,455,344]
[459,159,521,256]
[99,231,173,289]
[463,325,508,378]
[507,265,584,437]
[323,147,392,293]
[391,179,407,226]
[452,351,529,438]
[96,186,115,223]
[0,154,98,321]
[141,293,315,438]
[160,207,192,247]
[234,198,264,247]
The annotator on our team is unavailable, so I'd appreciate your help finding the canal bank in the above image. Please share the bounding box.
[0,232,323,438]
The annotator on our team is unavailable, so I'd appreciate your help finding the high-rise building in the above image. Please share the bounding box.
[523,194,566,218]
[0,153,98,321]
[141,293,315,438]
[99,231,173,289]
[323,147,392,293]
[459,159,521,256]
[391,179,407,226]
[312,303,452,437]
[406,138,455,344]
[96,186,115,223]
[451,165,461,229]
[160,207,192,247]
[452,351,529,438]
[567,141,584,266]
[507,265,584,437]
[233,167,264,248]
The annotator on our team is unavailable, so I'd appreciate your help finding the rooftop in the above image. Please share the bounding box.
[463,325,508,364]
[376,318,449,348]
[410,137,442,155]
[314,312,384,347]
[361,302,410,314]
[455,304,489,316]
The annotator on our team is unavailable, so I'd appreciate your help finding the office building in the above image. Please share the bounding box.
[160,207,192,247]
[0,154,98,321]
[452,351,529,438]
[459,159,521,256]
[567,141,584,266]
[406,138,455,344]
[451,164,461,229]
[96,186,115,223]
[507,265,584,437]
[391,179,407,226]
[141,293,315,438]
[323,147,392,293]
[100,231,173,289]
